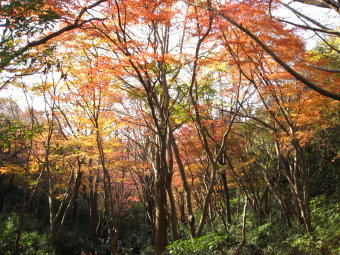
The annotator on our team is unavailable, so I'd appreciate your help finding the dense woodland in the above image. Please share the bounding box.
[0,0,339,254]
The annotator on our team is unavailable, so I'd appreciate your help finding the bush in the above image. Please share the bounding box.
[288,195,340,255]
[167,233,237,255]
[0,214,50,255]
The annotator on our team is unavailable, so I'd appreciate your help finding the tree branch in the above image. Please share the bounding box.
[292,0,333,8]
[305,64,340,73]
[277,19,340,36]
[0,0,108,70]
[182,0,340,101]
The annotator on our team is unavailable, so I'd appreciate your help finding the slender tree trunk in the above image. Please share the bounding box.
[195,163,218,237]
[220,172,232,225]
[235,196,248,255]
[154,151,168,255]
[0,176,4,212]
[89,174,100,243]
[15,190,27,255]
[179,191,186,224]
[166,185,179,241]
[166,132,179,241]
[51,167,83,247]
[169,131,196,237]
[293,141,313,232]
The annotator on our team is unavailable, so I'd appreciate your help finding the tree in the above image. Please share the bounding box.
[1,0,339,254]
[183,0,340,101]
[0,0,108,90]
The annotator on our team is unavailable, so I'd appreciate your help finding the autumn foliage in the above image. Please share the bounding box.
[0,0,339,254]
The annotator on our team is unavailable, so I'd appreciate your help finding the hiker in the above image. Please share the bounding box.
[117,239,123,254]
[128,247,141,254]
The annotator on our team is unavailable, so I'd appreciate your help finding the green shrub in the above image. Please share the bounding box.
[141,245,155,255]
[288,195,340,255]
[0,214,50,255]
[167,233,237,255]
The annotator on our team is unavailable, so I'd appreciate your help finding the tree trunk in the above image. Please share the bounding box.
[166,185,179,241]
[15,190,27,255]
[89,174,100,243]
[166,132,180,241]
[169,130,196,237]
[220,172,232,225]
[154,162,168,255]
[235,196,248,255]
[51,168,83,247]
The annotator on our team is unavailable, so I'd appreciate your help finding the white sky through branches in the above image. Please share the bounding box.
[1,0,338,111]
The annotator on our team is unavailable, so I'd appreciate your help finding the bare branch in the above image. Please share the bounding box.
[280,2,331,30]
[182,0,340,101]
[277,19,340,36]
[292,0,333,8]
[305,64,340,73]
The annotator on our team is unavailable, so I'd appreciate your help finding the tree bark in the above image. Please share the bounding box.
[235,196,248,255]
[154,148,168,255]
[220,172,232,225]
[166,132,180,241]
[169,130,196,237]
